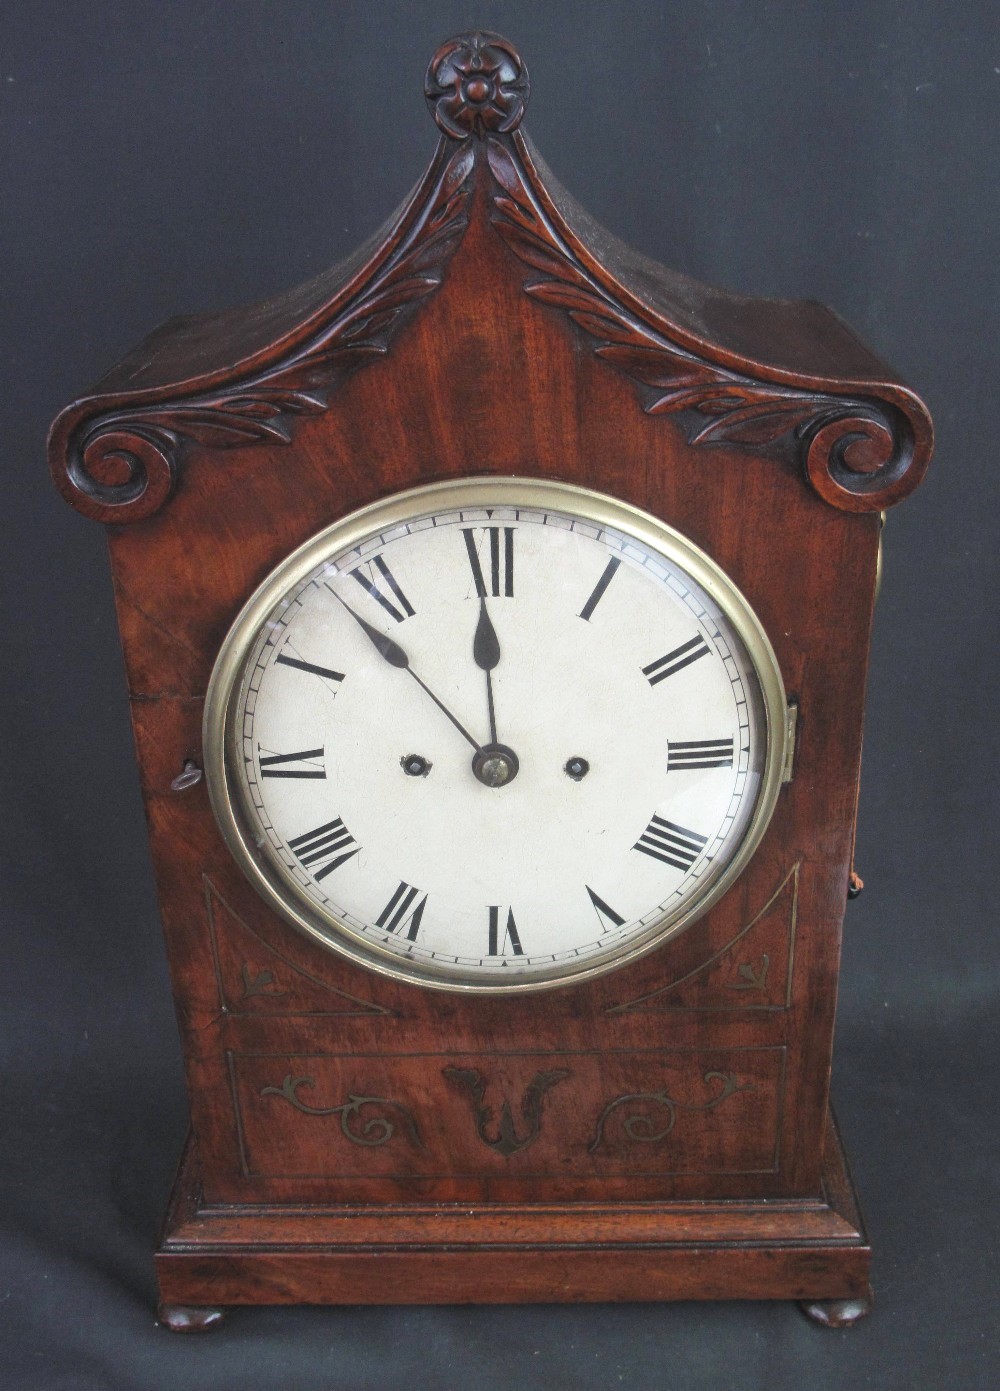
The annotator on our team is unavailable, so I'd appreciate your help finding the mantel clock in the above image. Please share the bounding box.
[50,33,933,1329]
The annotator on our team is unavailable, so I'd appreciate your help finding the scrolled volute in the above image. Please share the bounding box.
[802,400,921,512]
[63,418,179,523]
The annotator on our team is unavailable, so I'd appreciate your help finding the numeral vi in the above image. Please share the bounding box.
[487,905,524,957]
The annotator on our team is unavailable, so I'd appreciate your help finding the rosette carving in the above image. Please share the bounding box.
[52,142,475,523]
[425,32,528,139]
[487,138,926,512]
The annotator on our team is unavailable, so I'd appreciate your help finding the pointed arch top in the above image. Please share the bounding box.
[50,31,931,524]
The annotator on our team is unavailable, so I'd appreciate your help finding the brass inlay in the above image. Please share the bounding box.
[588,1070,749,1153]
[725,954,770,992]
[260,1075,424,1149]
[443,1066,571,1157]
[203,875,391,1017]
[607,861,799,1014]
[240,963,287,999]
[781,701,798,784]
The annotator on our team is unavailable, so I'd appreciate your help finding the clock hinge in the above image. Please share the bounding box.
[781,700,799,784]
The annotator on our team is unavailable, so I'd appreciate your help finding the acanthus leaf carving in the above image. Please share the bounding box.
[487,137,920,511]
[57,142,476,523]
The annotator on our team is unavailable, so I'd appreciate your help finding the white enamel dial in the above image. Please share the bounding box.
[205,478,787,992]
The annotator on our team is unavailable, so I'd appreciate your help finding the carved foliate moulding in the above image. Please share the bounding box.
[50,30,931,523]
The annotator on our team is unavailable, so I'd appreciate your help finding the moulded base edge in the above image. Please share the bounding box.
[155,1107,870,1313]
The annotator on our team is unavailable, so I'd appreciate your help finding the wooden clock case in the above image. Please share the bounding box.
[49,33,932,1329]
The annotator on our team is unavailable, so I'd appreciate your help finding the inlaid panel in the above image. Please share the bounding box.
[228,1046,784,1183]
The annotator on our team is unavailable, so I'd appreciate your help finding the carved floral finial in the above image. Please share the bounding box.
[425,32,529,140]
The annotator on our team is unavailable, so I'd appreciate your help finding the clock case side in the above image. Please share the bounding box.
[49,32,930,1308]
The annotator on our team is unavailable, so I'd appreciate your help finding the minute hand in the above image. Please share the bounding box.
[329,588,482,753]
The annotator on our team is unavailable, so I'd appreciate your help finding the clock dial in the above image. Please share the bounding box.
[205,478,787,991]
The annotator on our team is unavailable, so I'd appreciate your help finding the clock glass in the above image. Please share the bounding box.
[204,478,787,990]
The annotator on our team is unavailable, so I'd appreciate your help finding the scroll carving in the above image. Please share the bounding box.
[56,142,475,523]
[487,138,921,512]
[588,1070,748,1153]
[443,1066,570,1157]
[260,1075,424,1150]
[425,32,528,139]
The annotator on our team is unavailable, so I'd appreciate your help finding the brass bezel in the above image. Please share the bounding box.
[203,477,788,993]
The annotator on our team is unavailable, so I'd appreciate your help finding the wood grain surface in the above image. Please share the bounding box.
[50,31,931,1314]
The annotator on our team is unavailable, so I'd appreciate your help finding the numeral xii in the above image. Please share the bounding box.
[463,526,514,598]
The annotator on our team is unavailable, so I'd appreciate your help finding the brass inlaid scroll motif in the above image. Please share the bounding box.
[607,862,799,1015]
[443,1066,570,1157]
[240,964,287,998]
[725,954,770,992]
[588,1070,749,1153]
[260,1075,424,1149]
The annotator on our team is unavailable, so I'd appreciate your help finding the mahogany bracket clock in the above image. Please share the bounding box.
[50,33,932,1330]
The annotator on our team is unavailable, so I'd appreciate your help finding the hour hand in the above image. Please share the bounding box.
[473,598,501,745]
[473,597,501,671]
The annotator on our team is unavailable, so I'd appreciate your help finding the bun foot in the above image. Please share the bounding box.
[798,1286,873,1328]
[157,1303,227,1332]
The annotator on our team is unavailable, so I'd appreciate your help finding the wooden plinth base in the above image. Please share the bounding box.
[156,1109,870,1323]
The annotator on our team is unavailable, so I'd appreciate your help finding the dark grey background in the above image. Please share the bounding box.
[3,2,997,1388]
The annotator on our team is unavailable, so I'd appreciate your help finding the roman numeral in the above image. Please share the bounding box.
[487,905,524,957]
[375,882,428,941]
[288,818,359,879]
[667,738,735,770]
[578,556,621,621]
[275,650,345,683]
[585,885,626,931]
[258,747,326,779]
[350,555,415,623]
[462,526,515,598]
[643,634,710,686]
[633,816,708,871]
